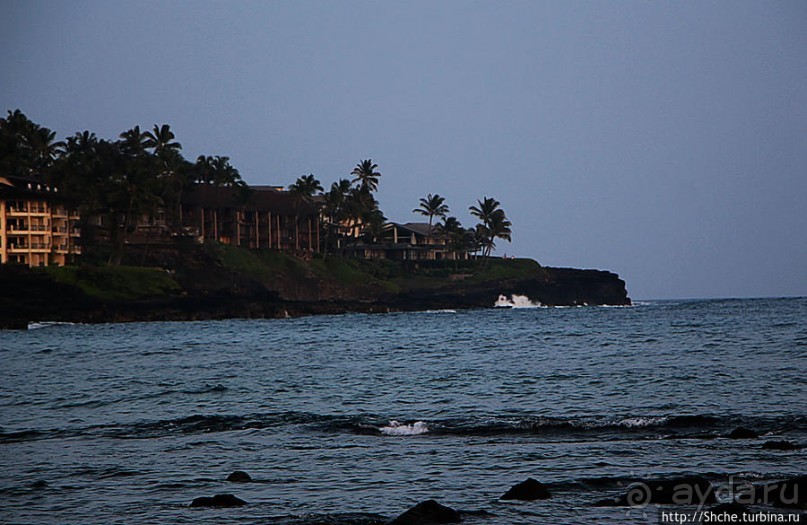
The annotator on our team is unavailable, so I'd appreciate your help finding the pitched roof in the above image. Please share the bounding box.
[181,184,318,216]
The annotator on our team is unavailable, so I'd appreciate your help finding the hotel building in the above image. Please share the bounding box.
[0,176,81,267]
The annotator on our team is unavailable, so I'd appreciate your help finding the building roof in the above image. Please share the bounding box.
[181,184,319,216]
[383,222,435,237]
[0,175,62,199]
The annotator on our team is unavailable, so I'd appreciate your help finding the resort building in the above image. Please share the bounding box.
[0,176,81,267]
[339,222,468,261]
[179,184,320,255]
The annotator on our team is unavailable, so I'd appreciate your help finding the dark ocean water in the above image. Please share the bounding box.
[1,298,805,524]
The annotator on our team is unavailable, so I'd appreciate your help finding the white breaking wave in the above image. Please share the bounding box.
[617,416,669,428]
[494,294,542,308]
[419,309,458,314]
[27,321,76,330]
[379,420,429,436]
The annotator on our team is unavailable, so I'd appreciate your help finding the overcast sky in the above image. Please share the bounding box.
[2,1,805,299]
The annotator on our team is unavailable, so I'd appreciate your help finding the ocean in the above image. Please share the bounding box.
[1,298,805,524]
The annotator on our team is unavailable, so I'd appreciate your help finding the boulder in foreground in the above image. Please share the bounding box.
[727,427,759,439]
[762,440,802,451]
[705,503,752,524]
[500,478,551,500]
[226,470,252,482]
[735,476,807,509]
[389,499,461,524]
[190,493,247,507]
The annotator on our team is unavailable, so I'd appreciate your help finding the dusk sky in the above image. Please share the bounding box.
[3,1,805,300]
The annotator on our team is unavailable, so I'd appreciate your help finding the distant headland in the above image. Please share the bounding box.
[0,109,629,328]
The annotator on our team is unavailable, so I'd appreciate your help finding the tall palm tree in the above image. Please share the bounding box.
[350,159,381,192]
[413,193,449,244]
[288,174,323,201]
[485,209,512,258]
[469,197,501,229]
[321,178,352,256]
[143,124,181,155]
[119,126,149,156]
[436,216,467,267]
[469,196,512,264]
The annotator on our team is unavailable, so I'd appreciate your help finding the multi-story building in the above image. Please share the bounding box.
[0,175,81,267]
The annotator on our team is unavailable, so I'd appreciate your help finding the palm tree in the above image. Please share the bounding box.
[469,197,501,229]
[0,110,63,177]
[321,178,352,256]
[350,159,381,192]
[469,196,511,264]
[485,209,512,258]
[288,174,323,201]
[436,216,467,268]
[413,193,449,245]
[143,124,181,155]
[119,126,149,156]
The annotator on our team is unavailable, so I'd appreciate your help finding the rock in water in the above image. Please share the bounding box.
[389,499,462,524]
[593,476,715,506]
[706,503,752,524]
[500,478,551,500]
[190,494,247,507]
[735,476,807,509]
[762,440,802,451]
[226,470,252,482]
[728,427,759,439]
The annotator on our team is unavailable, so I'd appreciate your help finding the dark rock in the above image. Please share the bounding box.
[762,440,802,451]
[735,476,807,509]
[705,503,752,524]
[0,318,28,330]
[190,494,247,507]
[500,478,551,500]
[226,470,252,482]
[389,499,462,524]
[593,476,715,506]
[728,427,759,439]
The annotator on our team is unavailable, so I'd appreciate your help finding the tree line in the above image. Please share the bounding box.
[1,109,511,264]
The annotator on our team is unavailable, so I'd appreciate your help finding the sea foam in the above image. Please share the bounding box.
[494,294,542,308]
[379,420,429,436]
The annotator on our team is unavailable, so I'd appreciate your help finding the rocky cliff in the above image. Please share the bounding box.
[0,245,630,328]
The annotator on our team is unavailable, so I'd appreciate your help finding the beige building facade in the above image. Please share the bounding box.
[0,176,81,267]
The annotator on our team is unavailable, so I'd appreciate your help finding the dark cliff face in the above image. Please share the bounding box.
[525,267,631,306]
[390,267,630,310]
[0,260,629,328]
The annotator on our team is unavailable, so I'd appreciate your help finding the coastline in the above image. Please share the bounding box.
[0,251,630,329]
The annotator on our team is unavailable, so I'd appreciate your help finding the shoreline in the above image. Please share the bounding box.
[0,252,631,329]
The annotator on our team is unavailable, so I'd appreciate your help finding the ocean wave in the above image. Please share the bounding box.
[379,420,429,436]
[27,321,77,330]
[494,294,543,308]
[2,412,804,443]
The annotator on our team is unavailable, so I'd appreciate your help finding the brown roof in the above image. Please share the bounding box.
[181,184,318,216]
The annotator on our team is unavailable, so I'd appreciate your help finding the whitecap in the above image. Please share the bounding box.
[27,321,76,330]
[617,416,669,428]
[494,294,542,308]
[379,420,429,436]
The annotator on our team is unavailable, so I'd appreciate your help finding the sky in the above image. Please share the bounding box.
[2,1,806,300]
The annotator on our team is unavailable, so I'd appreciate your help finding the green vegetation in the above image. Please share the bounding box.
[206,242,541,294]
[44,265,180,301]
[2,109,518,276]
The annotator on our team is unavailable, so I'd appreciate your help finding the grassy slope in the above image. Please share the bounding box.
[44,243,546,302]
[44,265,181,301]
